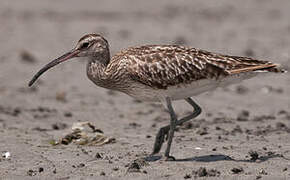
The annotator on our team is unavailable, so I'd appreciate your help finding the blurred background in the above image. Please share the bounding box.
[1,0,289,113]
[0,0,290,178]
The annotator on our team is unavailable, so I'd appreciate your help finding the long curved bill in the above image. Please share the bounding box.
[28,49,80,87]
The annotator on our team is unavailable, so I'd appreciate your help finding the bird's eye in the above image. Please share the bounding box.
[80,42,90,49]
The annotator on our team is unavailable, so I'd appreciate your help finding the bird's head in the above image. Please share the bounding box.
[28,34,109,87]
[75,34,109,58]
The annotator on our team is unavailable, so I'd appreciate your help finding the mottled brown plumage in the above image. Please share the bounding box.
[112,45,283,90]
[29,34,286,159]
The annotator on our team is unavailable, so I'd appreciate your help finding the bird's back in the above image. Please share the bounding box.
[107,45,285,101]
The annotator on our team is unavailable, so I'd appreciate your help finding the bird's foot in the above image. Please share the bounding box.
[163,155,176,161]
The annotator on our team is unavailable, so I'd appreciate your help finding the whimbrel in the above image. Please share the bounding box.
[29,34,286,160]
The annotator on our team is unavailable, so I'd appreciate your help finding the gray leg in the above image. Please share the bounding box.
[164,97,177,158]
[151,97,202,156]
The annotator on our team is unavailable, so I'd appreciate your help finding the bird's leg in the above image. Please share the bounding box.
[151,97,202,157]
[164,97,177,160]
[176,97,202,125]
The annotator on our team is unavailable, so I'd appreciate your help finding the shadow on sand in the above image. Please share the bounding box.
[145,153,288,163]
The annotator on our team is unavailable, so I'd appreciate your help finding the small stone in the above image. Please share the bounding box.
[231,167,244,174]
[112,167,119,171]
[184,174,192,179]
[95,153,102,159]
[27,169,37,176]
[100,171,106,176]
[20,50,37,63]
[56,92,67,102]
[52,122,67,130]
[192,167,220,177]
[64,112,73,117]
[38,167,44,173]
[77,163,85,168]
[129,122,141,128]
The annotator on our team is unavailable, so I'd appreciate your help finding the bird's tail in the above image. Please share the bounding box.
[228,63,287,75]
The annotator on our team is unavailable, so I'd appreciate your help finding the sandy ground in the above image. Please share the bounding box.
[1,0,290,179]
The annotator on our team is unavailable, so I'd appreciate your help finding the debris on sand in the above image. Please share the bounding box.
[0,105,21,117]
[184,173,192,179]
[50,122,115,146]
[51,122,67,130]
[56,91,67,102]
[26,167,44,176]
[231,167,244,174]
[126,158,148,173]
[259,169,268,175]
[276,122,288,130]
[49,139,59,146]
[94,152,103,159]
[248,150,259,161]
[196,127,208,135]
[231,125,243,135]
[1,151,11,160]
[20,50,37,63]
[192,167,220,177]
[27,169,37,176]
[128,122,141,128]
[64,112,73,117]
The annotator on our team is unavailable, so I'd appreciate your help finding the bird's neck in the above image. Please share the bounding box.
[91,49,110,66]
[87,49,110,75]
[86,51,111,87]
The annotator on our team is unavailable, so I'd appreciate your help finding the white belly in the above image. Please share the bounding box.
[125,72,258,102]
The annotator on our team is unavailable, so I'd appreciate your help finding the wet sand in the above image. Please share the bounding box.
[0,0,290,179]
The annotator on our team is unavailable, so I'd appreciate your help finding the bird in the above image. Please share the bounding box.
[29,33,286,160]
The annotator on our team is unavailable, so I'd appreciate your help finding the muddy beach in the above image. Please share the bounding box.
[0,0,290,179]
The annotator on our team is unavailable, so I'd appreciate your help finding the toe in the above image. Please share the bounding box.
[165,155,176,161]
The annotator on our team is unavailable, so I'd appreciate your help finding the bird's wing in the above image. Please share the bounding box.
[119,45,282,89]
